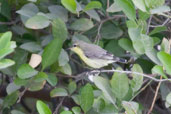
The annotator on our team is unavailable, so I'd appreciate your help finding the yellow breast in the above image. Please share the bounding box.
[71,47,113,68]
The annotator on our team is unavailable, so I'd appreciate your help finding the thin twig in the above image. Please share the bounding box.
[147,76,162,114]
[146,15,153,34]
[0,18,19,25]
[17,88,28,103]
[90,69,171,82]
[150,18,171,27]
[53,97,65,114]
[106,0,110,17]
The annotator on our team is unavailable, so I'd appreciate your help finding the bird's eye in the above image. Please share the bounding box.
[73,44,77,47]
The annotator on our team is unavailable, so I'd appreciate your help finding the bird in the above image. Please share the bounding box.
[69,40,127,69]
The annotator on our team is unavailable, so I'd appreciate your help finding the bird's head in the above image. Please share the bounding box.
[69,41,84,54]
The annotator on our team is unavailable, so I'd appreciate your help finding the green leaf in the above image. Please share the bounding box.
[17,64,38,79]
[152,65,167,79]
[68,81,77,94]
[118,38,134,53]
[122,101,139,114]
[48,5,68,22]
[11,110,25,114]
[111,67,129,99]
[149,26,167,35]
[61,0,77,14]
[145,0,165,9]
[6,83,20,95]
[3,91,19,108]
[60,111,72,114]
[59,63,72,75]
[70,18,94,31]
[72,106,81,114]
[25,15,50,29]
[80,84,94,113]
[157,51,171,75]
[0,59,15,69]
[58,49,69,66]
[101,22,123,39]
[166,93,171,108]
[84,1,102,11]
[20,42,42,53]
[33,72,48,82]
[132,0,147,12]
[0,0,11,19]
[115,0,136,20]
[42,19,67,70]
[161,38,170,53]
[0,48,14,60]
[93,76,116,107]
[36,100,52,114]
[47,73,57,86]
[28,80,45,91]
[0,31,12,49]
[50,88,68,97]
[14,77,29,86]
[52,18,68,41]
[141,34,153,52]
[130,64,143,92]
[107,2,122,13]
[85,10,100,22]
[150,5,170,14]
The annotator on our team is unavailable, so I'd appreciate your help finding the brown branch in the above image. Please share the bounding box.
[147,76,162,114]
[53,97,65,114]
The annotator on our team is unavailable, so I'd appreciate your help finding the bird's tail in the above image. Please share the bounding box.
[117,58,127,63]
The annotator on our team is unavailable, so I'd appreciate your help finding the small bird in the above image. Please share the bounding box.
[70,40,127,69]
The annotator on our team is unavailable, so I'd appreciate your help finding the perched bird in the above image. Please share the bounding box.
[70,40,127,69]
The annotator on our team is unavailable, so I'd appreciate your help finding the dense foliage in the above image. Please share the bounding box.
[0,0,171,114]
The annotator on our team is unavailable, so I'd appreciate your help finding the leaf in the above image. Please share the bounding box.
[166,93,171,108]
[29,54,42,68]
[36,100,52,114]
[80,84,94,113]
[60,111,72,114]
[115,0,136,20]
[11,110,25,114]
[150,5,170,14]
[101,21,123,39]
[132,0,147,12]
[46,73,58,86]
[61,0,77,14]
[111,67,129,99]
[50,88,68,97]
[0,0,11,19]
[0,48,14,60]
[3,91,19,108]
[141,34,153,52]
[17,64,38,79]
[0,31,12,49]
[25,15,50,29]
[149,26,167,35]
[152,65,167,79]
[0,59,15,69]
[161,38,170,53]
[130,64,143,92]
[28,80,46,91]
[157,51,171,75]
[122,101,139,114]
[85,10,100,22]
[107,2,122,13]
[48,5,68,22]
[93,76,116,106]
[59,63,72,75]
[68,81,77,94]
[58,49,69,66]
[20,42,42,53]
[84,1,102,11]
[72,107,81,114]
[33,72,48,82]
[6,83,20,95]
[118,38,134,53]
[70,18,94,31]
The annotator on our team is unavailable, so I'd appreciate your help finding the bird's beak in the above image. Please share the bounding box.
[66,47,73,51]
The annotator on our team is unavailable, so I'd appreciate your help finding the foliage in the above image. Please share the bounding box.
[0,0,170,114]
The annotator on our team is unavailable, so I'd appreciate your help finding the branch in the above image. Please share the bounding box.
[53,97,65,114]
[150,18,170,28]
[146,15,153,34]
[90,69,171,82]
[147,76,162,114]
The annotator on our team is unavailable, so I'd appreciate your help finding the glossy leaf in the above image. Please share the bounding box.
[84,1,102,11]
[68,81,77,94]
[107,2,122,12]
[157,51,171,75]
[0,59,15,69]
[152,65,167,79]
[47,73,57,86]
[161,38,170,53]
[28,80,46,91]
[111,68,129,99]
[20,42,42,53]
[122,101,139,114]
[72,106,81,114]
[166,93,171,108]
[17,64,38,79]
[118,38,134,53]
[61,0,77,14]
[132,0,146,12]
[50,88,68,97]
[36,100,52,114]
[0,31,12,49]
[60,111,72,114]
[58,49,69,66]
[6,83,20,95]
